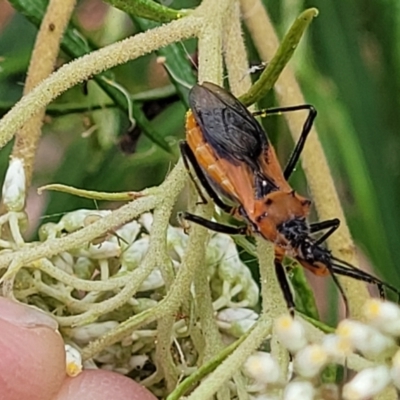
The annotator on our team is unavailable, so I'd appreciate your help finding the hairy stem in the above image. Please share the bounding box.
[11,0,77,188]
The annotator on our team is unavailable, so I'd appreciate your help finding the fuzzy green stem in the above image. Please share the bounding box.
[10,0,77,189]
[186,316,272,400]
[239,7,318,106]
[257,238,289,384]
[0,16,200,150]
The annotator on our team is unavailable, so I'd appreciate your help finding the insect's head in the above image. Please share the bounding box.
[251,191,311,247]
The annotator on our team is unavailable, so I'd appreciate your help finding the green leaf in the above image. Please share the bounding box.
[240,8,318,106]
[104,0,188,23]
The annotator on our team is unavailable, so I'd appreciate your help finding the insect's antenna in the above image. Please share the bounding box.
[331,257,400,301]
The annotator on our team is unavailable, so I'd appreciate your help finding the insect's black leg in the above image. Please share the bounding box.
[180,212,248,235]
[309,218,340,246]
[180,141,208,205]
[331,262,385,298]
[180,141,235,214]
[326,264,350,318]
[331,257,400,301]
[252,105,317,180]
[275,261,296,316]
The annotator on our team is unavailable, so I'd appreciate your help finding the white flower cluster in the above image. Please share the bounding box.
[33,211,259,385]
[243,299,400,400]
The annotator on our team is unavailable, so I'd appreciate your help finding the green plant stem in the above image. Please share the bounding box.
[257,238,289,386]
[239,7,318,106]
[186,316,272,400]
[38,184,148,201]
[104,0,187,23]
[0,15,201,151]
[167,326,253,400]
[10,0,77,190]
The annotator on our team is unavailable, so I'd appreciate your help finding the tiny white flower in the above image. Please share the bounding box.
[363,299,400,337]
[343,365,391,400]
[250,395,279,400]
[138,269,164,291]
[283,380,315,400]
[228,319,257,336]
[38,222,58,241]
[70,321,119,344]
[139,212,153,232]
[167,226,188,261]
[57,209,111,233]
[217,307,259,324]
[321,333,352,362]
[390,349,400,390]
[52,252,74,274]
[65,344,83,377]
[217,308,259,335]
[293,344,328,378]
[120,237,149,271]
[274,315,307,353]
[74,241,121,259]
[73,257,95,280]
[129,355,149,371]
[113,220,141,249]
[336,319,396,359]
[2,157,26,211]
[243,351,281,385]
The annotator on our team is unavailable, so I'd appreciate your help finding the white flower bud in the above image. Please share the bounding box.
[250,395,279,400]
[283,380,315,400]
[52,252,74,274]
[207,233,234,266]
[336,319,396,359]
[293,344,328,378]
[241,279,260,309]
[74,241,121,259]
[2,157,26,211]
[229,319,257,337]
[343,365,391,400]
[139,212,153,232]
[74,257,95,280]
[243,351,281,385]
[274,315,307,353]
[390,349,400,390]
[113,220,141,249]
[217,308,258,336]
[363,299,400,337]
[129,355,149,371]
[167,226,188,261]
[38,222,58,241]
[121,237,149,271]
[217,307,258,323]
[70,321,118,344]
[138,269,164,291]
[58,209,111,233]
[65,344,82,377]
[130,298,158,314]
[215,244,259,308]
[321,334,352,362]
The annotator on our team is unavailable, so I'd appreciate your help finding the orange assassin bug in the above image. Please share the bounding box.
[180,82,400,312]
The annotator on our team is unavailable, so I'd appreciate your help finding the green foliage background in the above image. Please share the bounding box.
[1,0,400,291]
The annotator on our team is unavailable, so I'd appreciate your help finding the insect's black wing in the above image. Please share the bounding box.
[189,82,269,170]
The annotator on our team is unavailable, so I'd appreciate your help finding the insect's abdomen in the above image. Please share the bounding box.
[185,111,240,202]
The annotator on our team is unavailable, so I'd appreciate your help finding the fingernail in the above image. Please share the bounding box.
[0,297,58,330]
